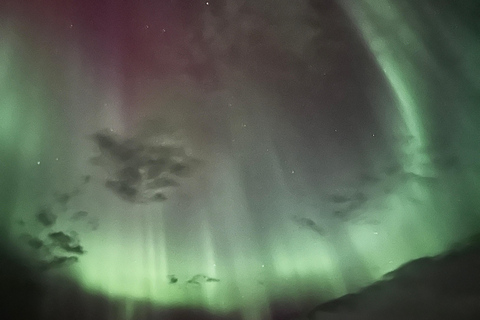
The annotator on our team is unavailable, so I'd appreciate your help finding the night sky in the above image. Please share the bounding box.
[1,0,480,319]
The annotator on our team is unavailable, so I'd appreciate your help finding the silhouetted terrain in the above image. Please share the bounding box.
[2,235,480,320]
[303,235,480,320]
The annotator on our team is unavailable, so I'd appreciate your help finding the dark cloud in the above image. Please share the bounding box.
[92,129,202,203]
[19,233,44,250]
[38,256,79,271]
[36,207,57,227]
[145,159,170,179]
[118,166,142,185]
[105,180,138,202]
[48,231,85,255]
[293,216,325,236]
[93,132,144,163]
[93,131,117,151]
[48,231,73,245]
[71,210,89,220]
[186,274,220,285]
[187,274,206,285]
[152,193,168,202]
[168,275,178,284]
[169,160,199,178]
[27,238,44,250]
[61,244,85,255]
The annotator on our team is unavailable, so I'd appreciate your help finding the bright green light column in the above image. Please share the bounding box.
[340,0,452,277]
[344,0,432,172]
[0,24,18,237]
[0,20,82,261]
[0,23,47,239]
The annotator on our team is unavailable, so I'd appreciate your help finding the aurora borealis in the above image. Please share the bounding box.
[1,0,480,319]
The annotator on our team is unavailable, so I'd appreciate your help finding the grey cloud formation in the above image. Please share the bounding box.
[71,210,88,220]
[167,275,178,284]
[48,231,86,255]
[91,129,202,203]
[38,256,79,271]
[36,206,57,227]
[19,233,44,250]
[18,176,93,272]
[186,274,220,285]
[292,216,325,236]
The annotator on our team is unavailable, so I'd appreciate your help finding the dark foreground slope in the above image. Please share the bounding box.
[1,236,480,320]
[304,235,480,320]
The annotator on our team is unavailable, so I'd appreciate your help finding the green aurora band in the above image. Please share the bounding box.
[1,1,480,319]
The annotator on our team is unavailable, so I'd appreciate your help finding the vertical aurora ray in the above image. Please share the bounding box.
[350,0,447,264]
[340,0,480,275]
[0,22,19,237]
[0,19,71,240]
[342,1,431,166]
